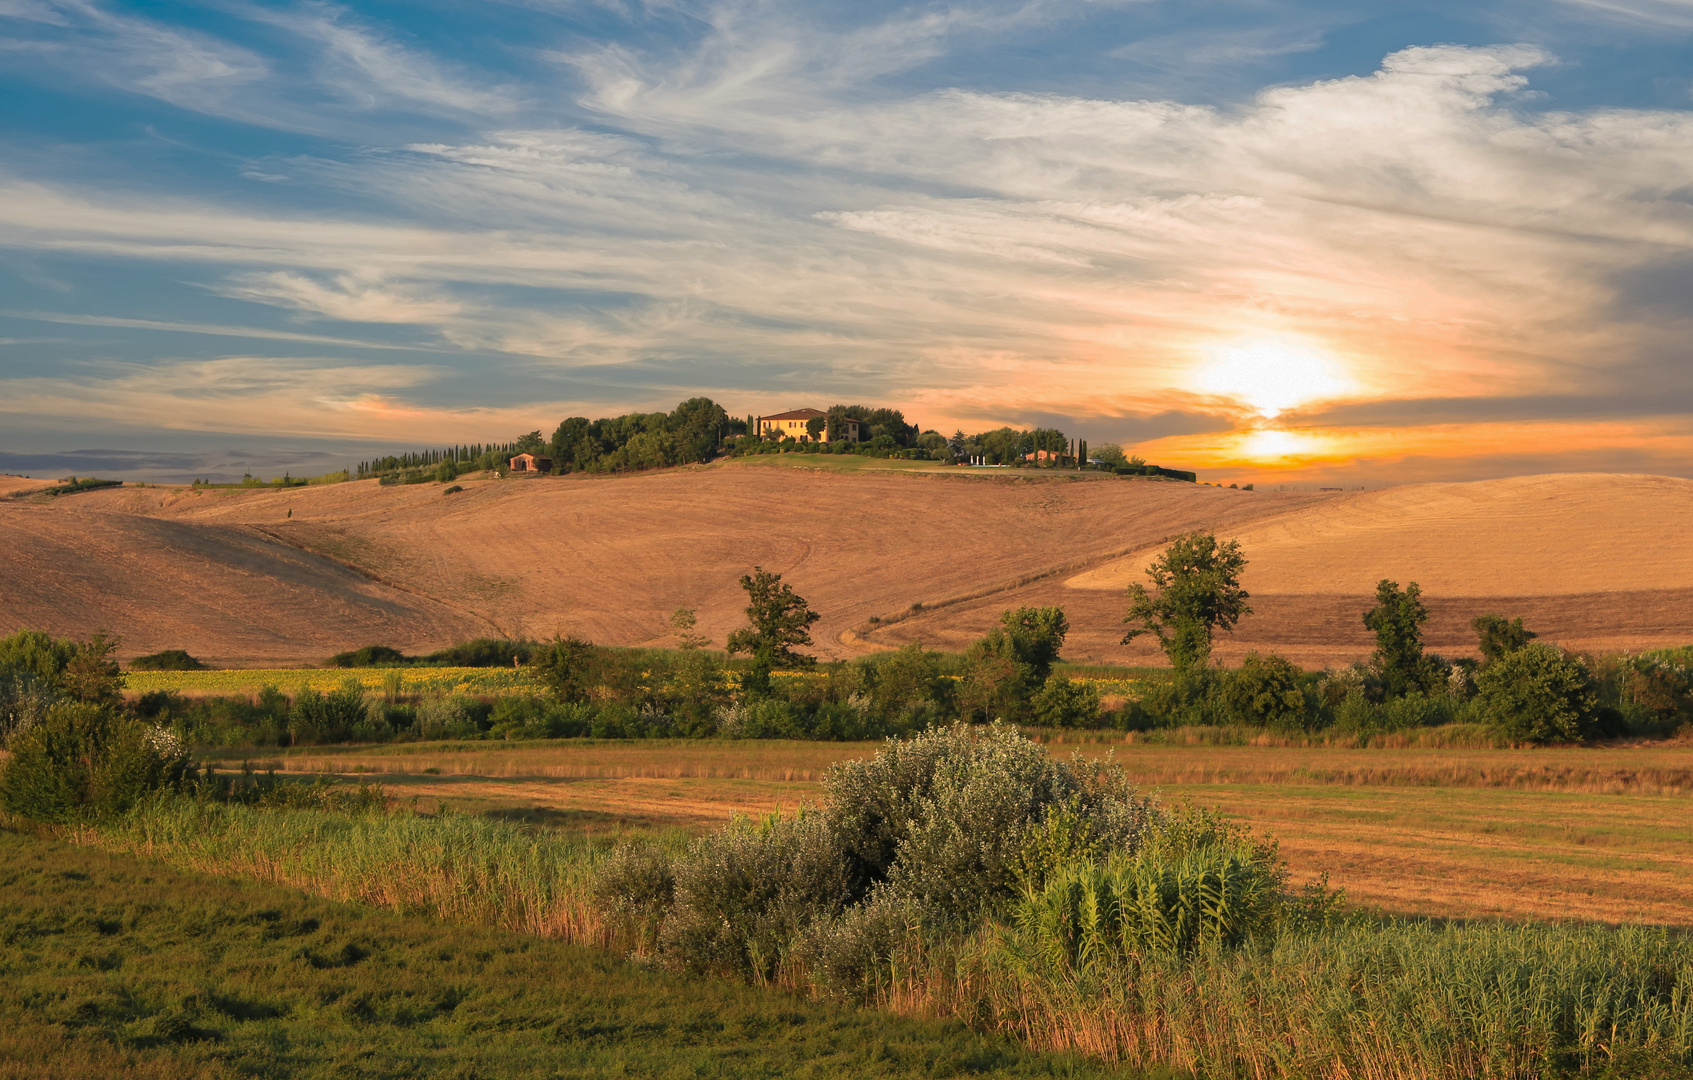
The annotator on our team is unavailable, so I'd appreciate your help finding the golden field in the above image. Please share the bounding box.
[7,463,1693,668]
[205,735,1693,927]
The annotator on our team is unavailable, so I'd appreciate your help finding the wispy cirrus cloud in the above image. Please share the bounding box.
[1,0,1691,481]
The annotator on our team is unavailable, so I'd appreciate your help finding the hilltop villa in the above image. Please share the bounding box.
[755,409,861,443]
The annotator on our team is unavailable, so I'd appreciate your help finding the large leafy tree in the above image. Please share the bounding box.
[1477,643,1600,744]
[1364,580,1440,696]
[1121,533,1252,675]
[668,397,729,463]
[727,568,820,695]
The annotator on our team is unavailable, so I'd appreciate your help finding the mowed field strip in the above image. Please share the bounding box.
[9,464,1693,667]
[210,738,1693,927]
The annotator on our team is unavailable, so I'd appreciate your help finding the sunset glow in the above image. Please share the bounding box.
[0,4,1688,485]
[1193,341,1356,419]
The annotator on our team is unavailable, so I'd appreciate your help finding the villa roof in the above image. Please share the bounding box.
[759,408,828,421]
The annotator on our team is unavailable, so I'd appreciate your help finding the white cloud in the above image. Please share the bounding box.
[248,2,520,117]
[4,18,1693,442]
[217,271,465,324]
[0,0,269,115]
[0,0,516,133]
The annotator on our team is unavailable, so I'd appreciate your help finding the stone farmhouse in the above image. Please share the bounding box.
[755,409,861,444]
[509,452,552,472]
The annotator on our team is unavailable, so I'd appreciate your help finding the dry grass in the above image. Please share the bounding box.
[214,737,1693,926]
[3,465,1313,664]
[8,468,1693,669]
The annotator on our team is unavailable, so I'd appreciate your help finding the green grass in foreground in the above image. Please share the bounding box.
[0,827,1145,1080]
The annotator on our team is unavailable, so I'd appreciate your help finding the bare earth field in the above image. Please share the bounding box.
[209,738,1693,927]
[5,463,1693,667]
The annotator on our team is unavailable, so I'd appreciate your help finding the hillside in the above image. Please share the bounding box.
[3,465,1690,667]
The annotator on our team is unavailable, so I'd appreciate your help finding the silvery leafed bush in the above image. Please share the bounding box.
[649,723,1155,984]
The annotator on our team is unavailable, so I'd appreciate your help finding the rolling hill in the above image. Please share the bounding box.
[3,462,1689,667]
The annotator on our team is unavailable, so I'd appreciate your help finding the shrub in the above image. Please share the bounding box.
[0,673,55,747]
[0,703,193,823]
[595,840,678,950]
[413,695,484,740]
[1032,675,1103,728]
[531,635,595,703]
[0,629,77,687]
[656,724,1152,985]
[824,723,1150,925]
[421,638,536,667]
[663,811,853,980]
[130,649,205,671]
[960,607,1068,722]
[718,697,802,739]
[856,643,954,725]
[328,644,411,668]
[1219,652,1310,730]
[289,681,368,744]
[1478,643,1602,744]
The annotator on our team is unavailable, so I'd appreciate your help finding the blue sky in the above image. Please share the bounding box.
[2,0,1691,482]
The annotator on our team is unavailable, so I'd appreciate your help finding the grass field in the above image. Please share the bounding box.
[0,826,1138,1079]
[200,737,1693,926]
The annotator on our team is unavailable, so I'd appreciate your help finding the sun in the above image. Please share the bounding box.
[1193,339,1356,418]
[1241,428,1310,460]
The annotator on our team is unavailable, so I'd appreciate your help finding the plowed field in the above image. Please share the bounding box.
[4,463,1690,666]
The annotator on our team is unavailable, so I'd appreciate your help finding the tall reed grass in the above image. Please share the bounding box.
[86,797,670,945]
[866,918,1693,1079]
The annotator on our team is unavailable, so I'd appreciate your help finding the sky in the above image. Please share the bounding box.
[2,0,1691,485]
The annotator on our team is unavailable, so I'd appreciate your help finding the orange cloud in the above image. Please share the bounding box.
[1136,418,1693,483]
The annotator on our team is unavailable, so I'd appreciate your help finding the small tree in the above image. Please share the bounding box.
[61,633,123,706]
[533,634,596,704]
[667,608,723,735]
[805,417,827,442]
[1122,533,1252,676]
[1363,580,1439,697]
[1478,643,1601,744]
[670,608,709,651]
[726,568,820,696]
[1472,614,1537,665]
[961,607,1069,722]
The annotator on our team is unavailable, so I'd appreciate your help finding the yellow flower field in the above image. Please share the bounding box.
[124,667,540,697]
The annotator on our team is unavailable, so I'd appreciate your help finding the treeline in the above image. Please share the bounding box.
[354,444,514,480]
[335,396,1196,482]
[1114,535,1688,743]
[545,397,729,473]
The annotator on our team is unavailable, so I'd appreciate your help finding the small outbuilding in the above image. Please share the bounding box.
[509,453,552,473]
